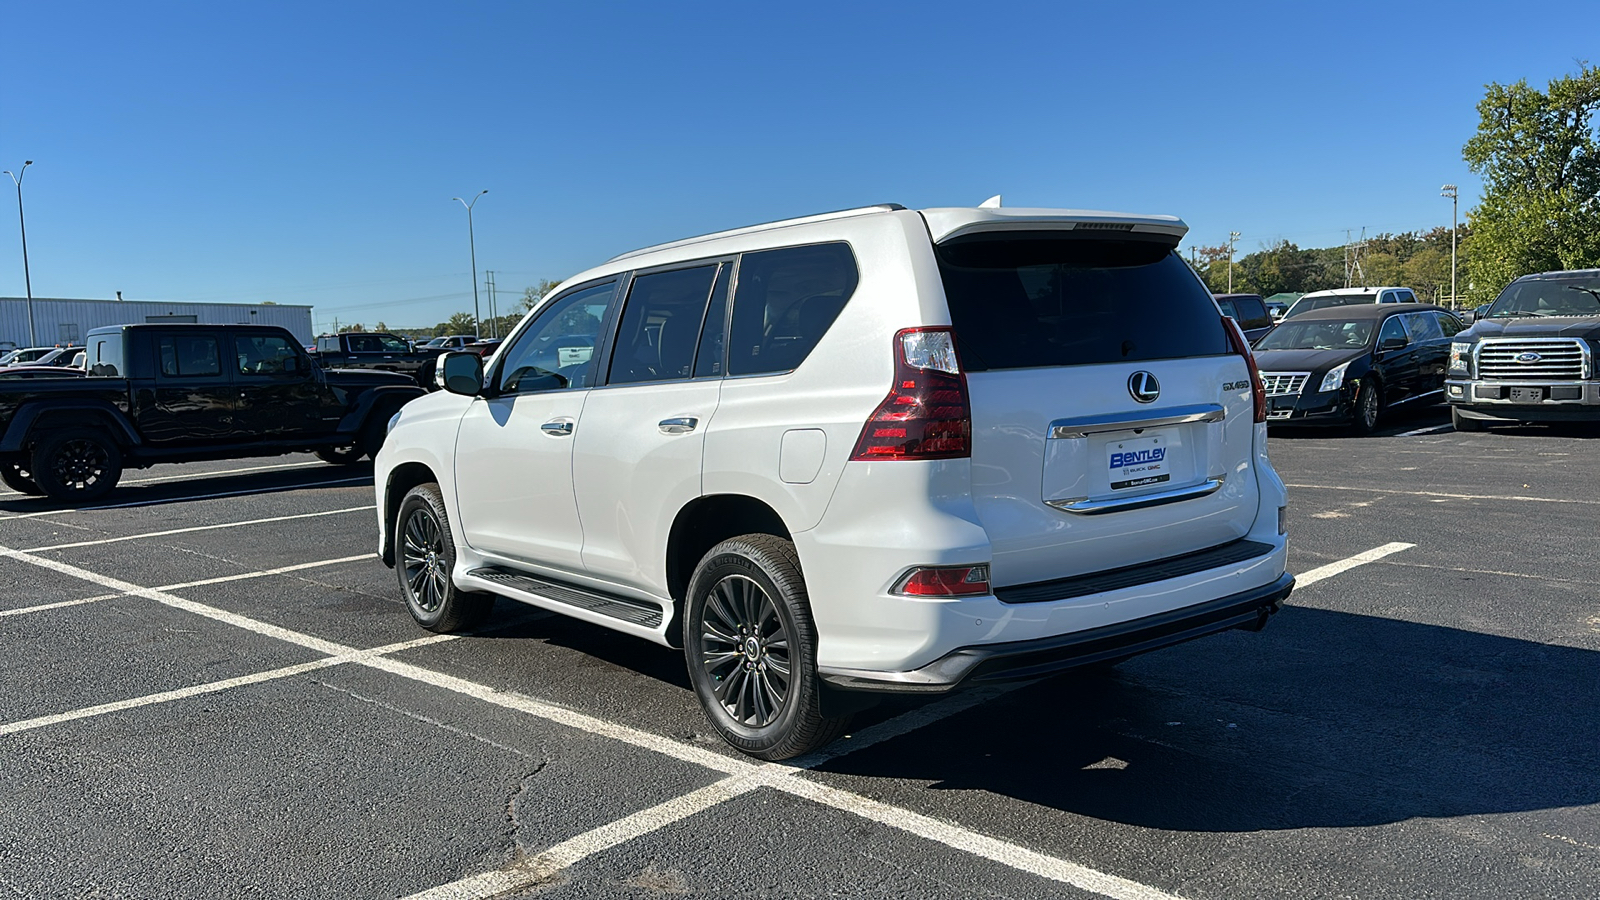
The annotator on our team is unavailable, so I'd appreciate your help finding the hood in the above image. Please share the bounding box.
[1252,346,1366,375]
[323,367,416,386]
[1465,317,1600,341]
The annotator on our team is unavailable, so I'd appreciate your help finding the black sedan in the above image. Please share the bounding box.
[1254,303,1464,434]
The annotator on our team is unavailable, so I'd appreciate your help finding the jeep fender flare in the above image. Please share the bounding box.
[336,385,424,436]
[0,399,141,454]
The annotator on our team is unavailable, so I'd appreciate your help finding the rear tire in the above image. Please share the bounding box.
[31,429,122,501]
[683,534,849,760]
[1451,407,1485,433]
[396,482,494,633]
[1,462,45,495]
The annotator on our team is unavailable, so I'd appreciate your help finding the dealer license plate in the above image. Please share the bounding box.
[1108,435,1170,491]
[1509,387,1543,402]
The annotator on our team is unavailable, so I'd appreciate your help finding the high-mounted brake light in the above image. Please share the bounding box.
[893,564,991,597]
[1223,317,1268,424]
[849,327,972,461]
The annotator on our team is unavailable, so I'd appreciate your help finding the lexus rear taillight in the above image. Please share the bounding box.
[849,328,972,461]
[1223,317,1267,424]
[893,564,991,597]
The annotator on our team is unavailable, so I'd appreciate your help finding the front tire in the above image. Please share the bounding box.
[1351,380,1382,436]
[315,444,364,465]
[396,482,494,633]
[1,462,45,495]
[31,429,122,501]
[1451,407,1486,432]
[683,534,849,760]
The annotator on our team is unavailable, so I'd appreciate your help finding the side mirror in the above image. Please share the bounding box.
[1379,336,1408,351]
[440,351,484,396]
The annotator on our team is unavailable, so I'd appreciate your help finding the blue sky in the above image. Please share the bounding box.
[1,1,1595,332]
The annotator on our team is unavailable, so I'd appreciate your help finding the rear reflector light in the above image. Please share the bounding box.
[849,328,972,460]
[1223,317,1268,424]
[893,564,991,597]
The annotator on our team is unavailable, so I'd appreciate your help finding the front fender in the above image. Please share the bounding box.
[338,385,425,435]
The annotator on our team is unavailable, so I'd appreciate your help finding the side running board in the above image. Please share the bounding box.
[466,567,664,628]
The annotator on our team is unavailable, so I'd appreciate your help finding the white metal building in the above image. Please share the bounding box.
[0,297,314,348]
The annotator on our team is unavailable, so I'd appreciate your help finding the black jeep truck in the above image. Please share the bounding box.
[311,332,434,382]
[1446,268,1600,431]
[0,324,424,501]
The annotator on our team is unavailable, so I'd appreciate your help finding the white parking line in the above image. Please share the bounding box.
[0,477,373,522]
[0,460,327,498]
[21,507,374,553]
[1395,424,1455,437]
[1296,542,1416,588]
[0,634,454,737]
[0,554,374,620]
[1287,483,1600,505]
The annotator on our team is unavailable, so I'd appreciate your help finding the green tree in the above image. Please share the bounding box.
[1461,63,1600,302]
[521,279,565,311]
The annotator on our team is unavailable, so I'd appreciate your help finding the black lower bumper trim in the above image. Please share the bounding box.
[820,573,1294,693]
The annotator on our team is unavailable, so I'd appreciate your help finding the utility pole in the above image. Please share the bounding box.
[1226,232,1240,292]
[485,270,498,338]
[452,190,488,338]
[1440,184,1459,307]
[3,161,36,346]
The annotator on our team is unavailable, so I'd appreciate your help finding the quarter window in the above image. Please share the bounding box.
[609,264,720,385]
[495,281,615,394]
[728,243,858,376]
[1437,313,1464,337]
[158,335,222,378]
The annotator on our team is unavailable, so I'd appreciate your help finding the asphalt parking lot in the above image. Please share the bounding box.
[3,405,1597,900]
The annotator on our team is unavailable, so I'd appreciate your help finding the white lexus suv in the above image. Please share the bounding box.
[375,203,1293,759]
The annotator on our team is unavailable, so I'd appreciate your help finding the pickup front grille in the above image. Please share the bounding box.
[1477,339,1587,379]
[1260,372,1310,396]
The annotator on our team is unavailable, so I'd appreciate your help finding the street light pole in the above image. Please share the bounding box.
[1440,184,1458,308]
[452,190,488,338]
[3,161,36,346]
[1227,231,1241,293]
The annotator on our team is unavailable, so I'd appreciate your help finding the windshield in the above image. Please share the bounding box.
[1257,319,1375,351]
[1487,275,1600,318]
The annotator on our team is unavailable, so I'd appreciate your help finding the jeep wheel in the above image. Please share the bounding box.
[684,534,849,760]
[396,482,494,632]
[31,429,122,501]
[1,462,45,495]
[1351,380,1382,436]
[1451,407,1485,433]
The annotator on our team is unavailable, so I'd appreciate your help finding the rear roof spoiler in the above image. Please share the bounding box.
[921,207,1188,244]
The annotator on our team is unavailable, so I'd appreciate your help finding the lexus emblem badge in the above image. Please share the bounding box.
[1128,371,1161,404]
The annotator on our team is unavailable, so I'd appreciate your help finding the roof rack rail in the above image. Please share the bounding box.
[607,204,906,263]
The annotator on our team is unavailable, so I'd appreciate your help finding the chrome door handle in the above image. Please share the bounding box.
[541,419,574,436]
[658,416,699,435]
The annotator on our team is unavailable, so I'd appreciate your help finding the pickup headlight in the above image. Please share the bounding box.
[386,411,403,436]
[1320,361,1351,393]
[1449,342,1473,376]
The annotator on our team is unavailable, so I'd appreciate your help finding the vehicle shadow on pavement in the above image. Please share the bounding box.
[810,606,1599,831]
[0,463,373,514]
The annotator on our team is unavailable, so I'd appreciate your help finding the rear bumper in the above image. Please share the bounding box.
[818,572,1294,693]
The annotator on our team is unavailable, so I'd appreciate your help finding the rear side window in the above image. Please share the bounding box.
[609,264,720,385]
[936,233,1228,370]
[728,242,858,376]
[1405,312,1444,342]
[1235,297,1272,330]
[158,335,222,378]
[90,335,122,376]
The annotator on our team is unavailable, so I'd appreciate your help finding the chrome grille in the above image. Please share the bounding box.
[1476,339,1587,379]
[1260,372,1310,396]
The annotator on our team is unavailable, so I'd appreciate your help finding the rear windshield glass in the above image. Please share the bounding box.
[935,233,1228,370]
[1256,319,1374,350]
[1288,295,1373,317]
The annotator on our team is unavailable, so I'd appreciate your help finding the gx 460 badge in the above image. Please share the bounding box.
[1223,380,1250,391]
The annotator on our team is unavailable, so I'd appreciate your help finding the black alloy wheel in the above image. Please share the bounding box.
[684,534,849,760]
[0,462,45,495]
[700,573,793,729]
[31,429,122,501]
[1352,380,1382,435]
[395,482,493,632]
